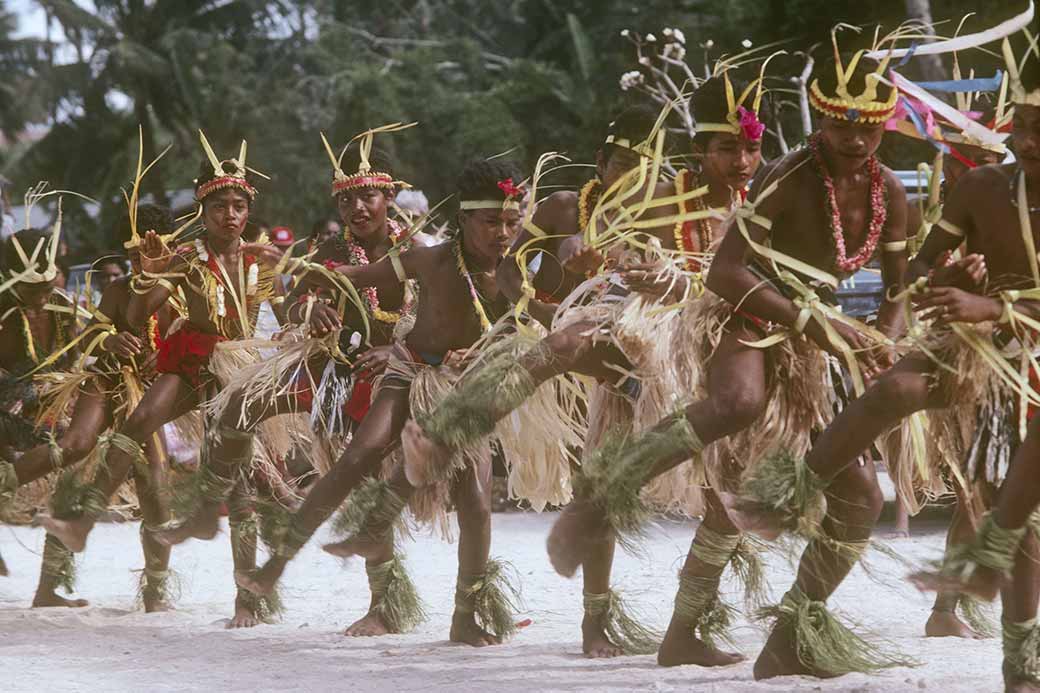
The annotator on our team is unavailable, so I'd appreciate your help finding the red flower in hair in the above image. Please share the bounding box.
[497,178,524,199]
[737,106,765,142]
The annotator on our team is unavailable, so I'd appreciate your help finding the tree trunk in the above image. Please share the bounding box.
[903,0,946,83]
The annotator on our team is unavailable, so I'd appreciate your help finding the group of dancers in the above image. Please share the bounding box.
[3,6,1040,690]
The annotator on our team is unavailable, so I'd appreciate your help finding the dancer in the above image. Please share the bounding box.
[400,75,767,663]
[0,224,80,578]
[528,44,917,678]
[728,36,1040,684]
[156,127,424,634]
[886,66,1011,639]
[36,132,284,627]
[236,158,529,648]
[15,199,176,610]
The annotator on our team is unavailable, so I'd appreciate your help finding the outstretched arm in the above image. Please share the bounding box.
[127,231,185,328]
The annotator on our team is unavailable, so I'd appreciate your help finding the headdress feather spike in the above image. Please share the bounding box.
[194,129,259,202]
[326,122,416,197]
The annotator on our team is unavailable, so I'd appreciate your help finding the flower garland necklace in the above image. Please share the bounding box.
[578,178,602,232]
[342,218,407,323]
[672,170,716,271]
[809,133,887,275]
[18,306,64,365]
[193,237,259,338]
[454,237,492,333]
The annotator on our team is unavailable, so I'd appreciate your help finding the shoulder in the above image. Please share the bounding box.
[880,165,907,202]
[958,162,1013,191]
[535,190,578,220]
[407,231,441,249]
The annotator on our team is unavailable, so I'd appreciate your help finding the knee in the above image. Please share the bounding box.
[59,433,95,463]
[709,388,766,433]
[120,406,159,443]
[830,465,884,523]
[861,373,926,419]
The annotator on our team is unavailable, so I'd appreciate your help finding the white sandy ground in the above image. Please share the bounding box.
[0,513,1004,693]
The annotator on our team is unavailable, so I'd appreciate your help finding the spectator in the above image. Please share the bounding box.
[308,217,340,251]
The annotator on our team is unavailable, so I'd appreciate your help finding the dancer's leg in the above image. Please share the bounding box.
[235,385,412,595]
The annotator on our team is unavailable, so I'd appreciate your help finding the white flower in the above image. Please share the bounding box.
[620,29,630,37]
[704,39,715,49]
[638,56,650,66]
[742,38,753,48]
[620,70,644,91]
[645,33,656,42]
[216,284,226,317]
[673,28,686,45]
[194,238,209,262]
[663,42,686,61]
[663,28,673,37]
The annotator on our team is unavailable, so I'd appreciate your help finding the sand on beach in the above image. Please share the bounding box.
[0,512,1002,692]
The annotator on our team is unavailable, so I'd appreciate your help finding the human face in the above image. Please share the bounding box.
[459,208,522,263]
[942,144,1003,190]
[201,189,251,244]
[97,260,126,291]
[596,146,644,189]
[316,220,341,246]
[337,188,393,241]
[819,117,886,173]
[697,132,763,193]
[1012,104,1040,181]
[16,280,53,309]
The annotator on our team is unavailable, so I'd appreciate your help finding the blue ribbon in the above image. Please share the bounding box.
[915,70,1004,93]
[899,96,949,154]
[895,42,918,68]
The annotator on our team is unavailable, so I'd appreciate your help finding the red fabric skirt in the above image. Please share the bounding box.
[291,370,374,424]
[156,325,226,388]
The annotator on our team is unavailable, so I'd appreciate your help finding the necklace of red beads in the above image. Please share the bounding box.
[809,132,887,275]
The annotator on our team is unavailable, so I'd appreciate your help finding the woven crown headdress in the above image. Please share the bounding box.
[809,25,901,123]
[322,122,415,197]
[194,130,268,202]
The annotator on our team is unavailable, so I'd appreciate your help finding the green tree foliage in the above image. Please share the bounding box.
[0,0,1020,257]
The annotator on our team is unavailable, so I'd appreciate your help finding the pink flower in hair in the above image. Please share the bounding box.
[737,106,765,142]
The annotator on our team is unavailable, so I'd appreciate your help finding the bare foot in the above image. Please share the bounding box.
[1005,660,1040,692]
[886,530,911,540]
[34,515,90,553]
[925,609,981,639]
[909,565,1003,603]
[450,611,503,647]
[143,593,173,613]
[656,618,745,667]
[401,420,451,488]
[582,615,623,658]
[227,598,261,629]
[234,559,285,597]
[32,590,89,608]
[322,534,385,561]
[716,492,785,542]
[344,610,391,637]
[152,507,222,546]
[753,620,841,680]
[546,500,611,578]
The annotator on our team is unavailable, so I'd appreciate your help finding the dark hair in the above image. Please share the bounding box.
[691,75,758,148]
[1,228,51,275]
[602,103,660,163]
[116,203,173,247]
[339,144,396,179]
[814,54,894,110]
[456,158,524,204]
[194,159,258,203]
